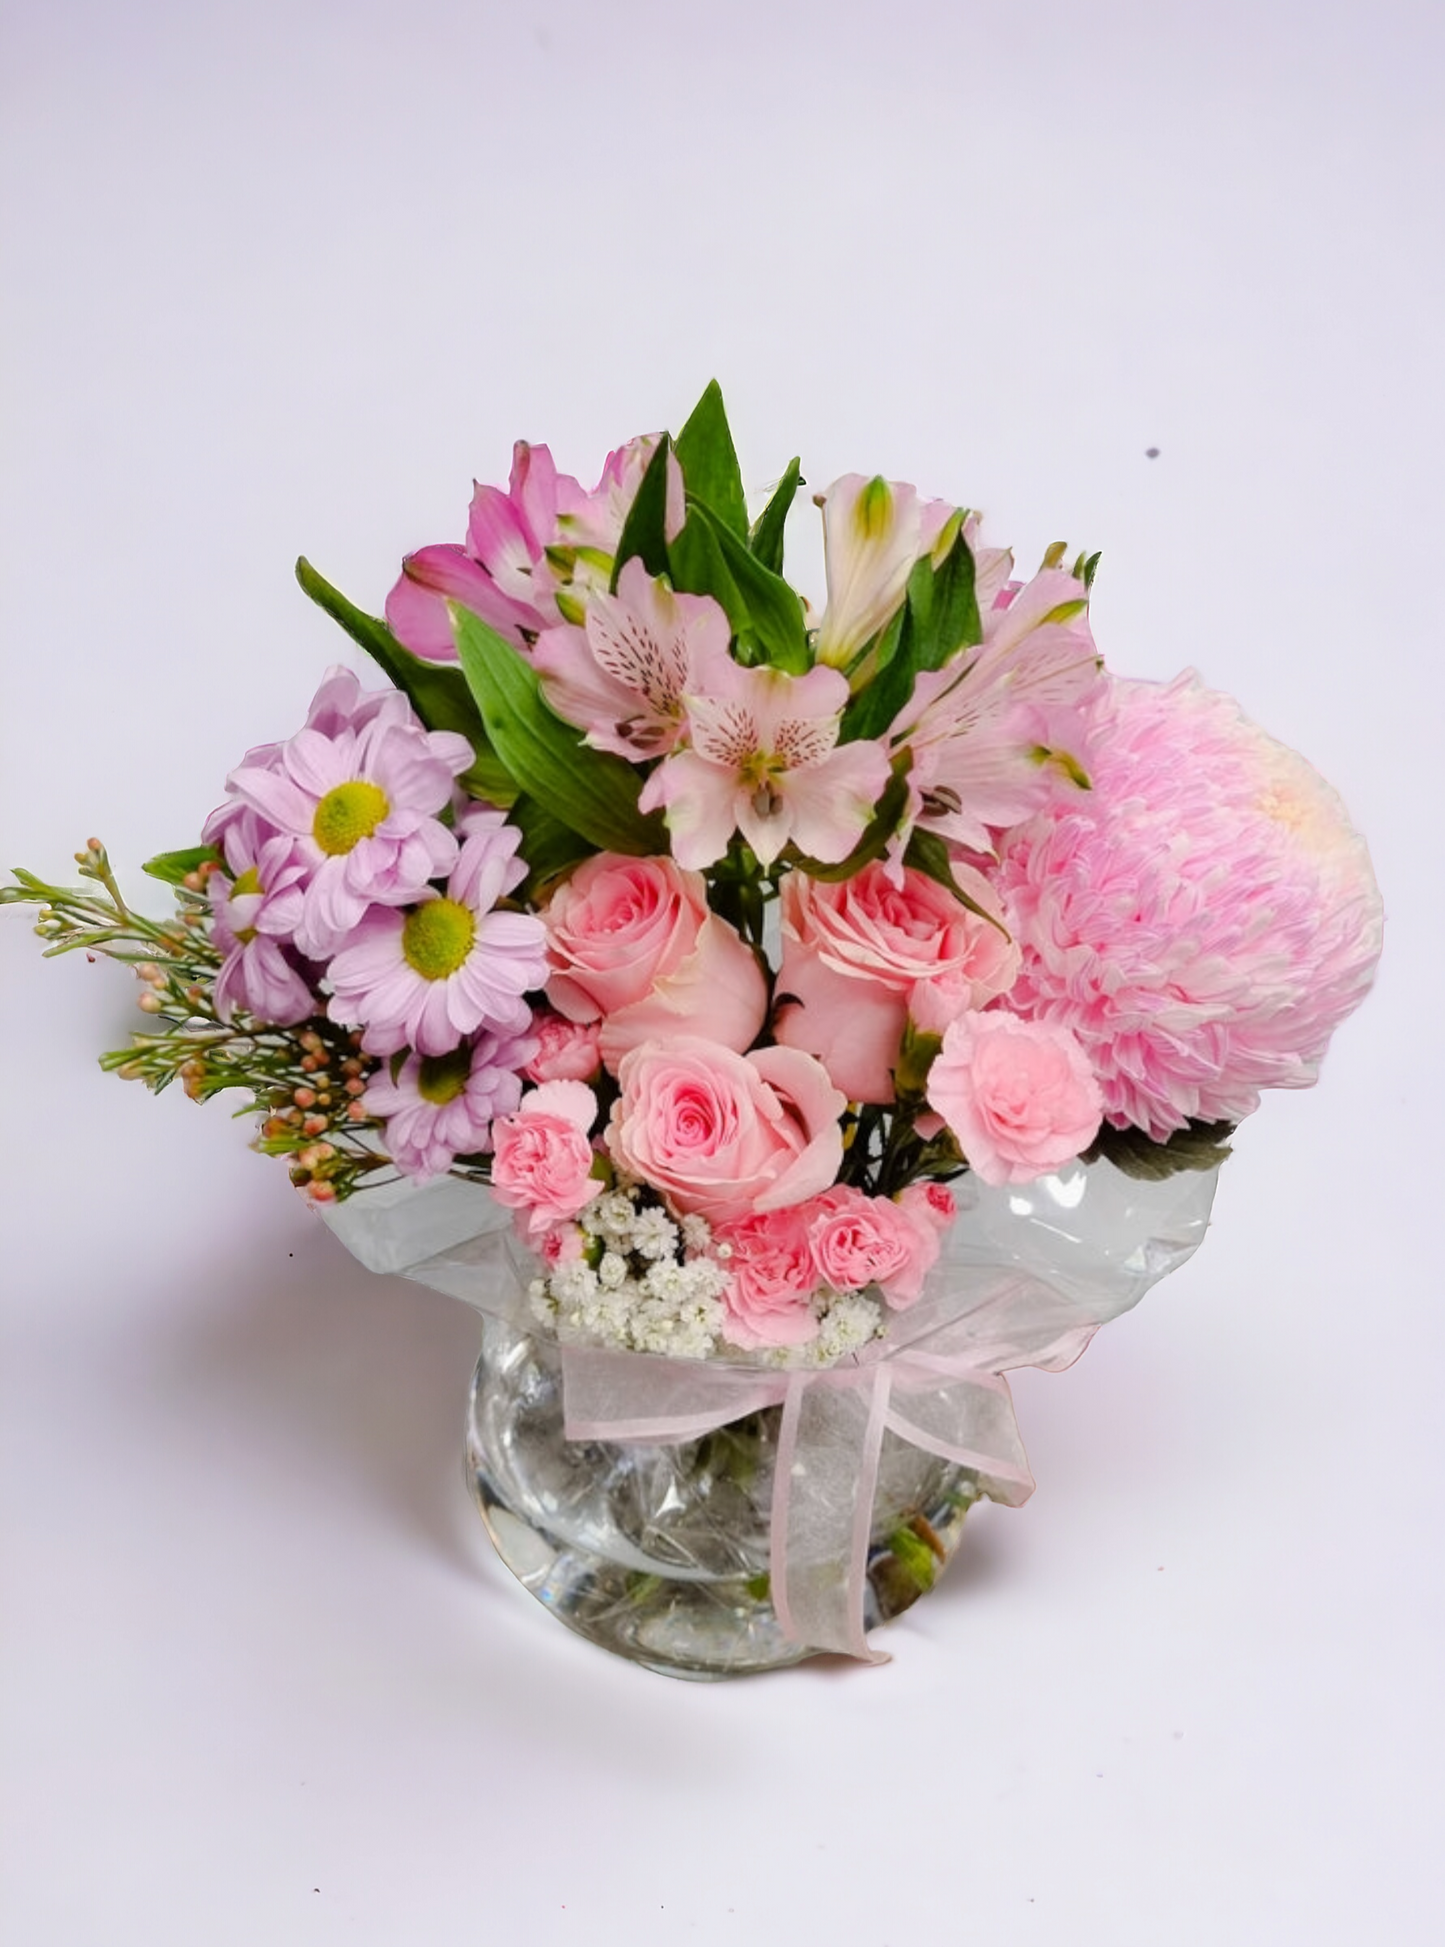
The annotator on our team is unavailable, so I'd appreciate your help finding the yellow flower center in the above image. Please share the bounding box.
[416,1048,472,1106]
[229,865,263,943]
[402,898,476,980]
[313,780,390,856]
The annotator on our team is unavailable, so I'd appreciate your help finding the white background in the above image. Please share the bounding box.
[2,2,1440,1940]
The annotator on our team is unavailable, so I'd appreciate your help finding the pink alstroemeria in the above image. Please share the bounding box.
[531,557,733,759]
[889,562,1103,854]
[639,661,892,869]
[813,474,957,672]
[208,821,315,1027]
[386,435,685,661]
[326,815,548,1056]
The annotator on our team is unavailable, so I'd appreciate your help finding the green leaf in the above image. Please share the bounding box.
[294,557,516,804]
[508,793,593,898]
[839,526,981,744]
[748,457,802,574]
[450,604,666,856]
[142,845,222,885]
[1083,1118,1236,1181]
[679,499,809,672]
[667,511,749,643]
[903,830,1008,933]
[916,525,980,671]
[610,436,673,588]
[789,761,911,880]
[674,380,747,539]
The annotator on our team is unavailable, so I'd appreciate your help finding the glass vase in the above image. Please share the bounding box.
[466,1311,981,1678]
[324,1158,1218,1678]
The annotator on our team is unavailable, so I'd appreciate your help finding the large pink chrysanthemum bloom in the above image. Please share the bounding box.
[326,814,549,1056]
[361,1027,537,1182]
[992,672,1384,1139]
[208,671,474,961]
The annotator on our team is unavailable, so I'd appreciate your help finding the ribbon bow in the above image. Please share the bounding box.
[325,1160,1217,1662]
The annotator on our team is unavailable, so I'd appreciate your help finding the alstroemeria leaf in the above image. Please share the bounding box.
[1083,1118,1236,1180]
[914,527,981,671]
[143,846,222,886]
[674,380,748,539]
[508,793,593,899]
[668,512,748,630]
[839,529,981,744]
[748,457,802,574]
[610,436,673,589]
[294,557,516,804]
[902,831,1007,933]
[681,498,810,673]
[451,604,666,856]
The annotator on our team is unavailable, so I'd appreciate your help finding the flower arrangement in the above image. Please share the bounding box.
[5,381,1382,1376]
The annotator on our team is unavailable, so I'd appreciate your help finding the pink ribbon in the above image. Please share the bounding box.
[324,1160,1219,1662]
[559,1295,1054,1662]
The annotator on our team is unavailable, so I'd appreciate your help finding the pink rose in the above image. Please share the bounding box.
[804,1186,940,1309]
[523,1009,602,1084]
[773,861,1019,1103]
[490,1080,602,1238]
[927,1010,1103,1187]
[543,854,767,1073]
[606,1038,845,1225]
[713,1206,821,1350]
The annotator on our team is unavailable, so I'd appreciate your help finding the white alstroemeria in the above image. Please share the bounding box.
[813,474,957,670]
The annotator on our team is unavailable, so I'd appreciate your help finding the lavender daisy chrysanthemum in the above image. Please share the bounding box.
[205,667,474,959]
[326,813,549,1057]
[208,814,315,1026]
[362,1027,538,1181]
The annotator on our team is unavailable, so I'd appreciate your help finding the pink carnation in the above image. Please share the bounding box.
[523,1010,602,1084]
[896,1181,957,1235]
[927,1010,1103,1187]
[803,1186,940,1309]
[992,673,1385,1138]
[490,1081,602,1238]
[713,1206,821,1350]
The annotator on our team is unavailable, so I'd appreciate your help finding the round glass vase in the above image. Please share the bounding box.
[465,1311,979,1680]
[322,1160,1218,1679]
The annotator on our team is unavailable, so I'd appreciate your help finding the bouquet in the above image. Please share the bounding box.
[5,382,1383,1667]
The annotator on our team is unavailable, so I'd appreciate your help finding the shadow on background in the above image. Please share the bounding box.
[144,1201,488,1576]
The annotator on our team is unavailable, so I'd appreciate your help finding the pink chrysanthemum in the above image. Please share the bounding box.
[362,1028,537,1181]
[992,672,1384,1138]
[326,814,549,1056]
[208,669,474,960]
[208,818,315,1026]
